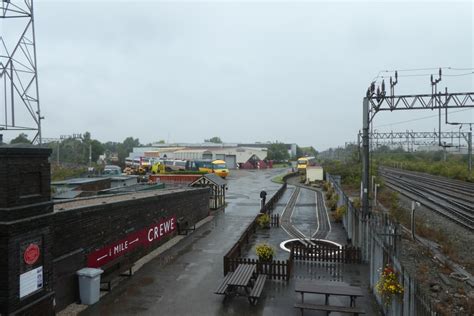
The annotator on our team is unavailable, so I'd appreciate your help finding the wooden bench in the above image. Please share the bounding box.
[214,272,234,295]
[248,274,267,305]
[294,303,366,316]
[100,257,134,292]
[177,217,196,235]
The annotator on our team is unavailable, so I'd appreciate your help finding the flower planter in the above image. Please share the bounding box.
[376,265,404,306]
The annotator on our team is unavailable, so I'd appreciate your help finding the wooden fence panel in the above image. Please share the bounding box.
[291,244,362,264]
[225,257,291,280]
[270,214,280,227]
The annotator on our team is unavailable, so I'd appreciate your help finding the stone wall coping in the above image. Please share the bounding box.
[53,187,208,212]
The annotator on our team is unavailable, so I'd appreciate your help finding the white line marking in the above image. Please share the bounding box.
[314,191,320,235]
[97,254,108,262]
[323,191,332,235]
[129,238,139,245]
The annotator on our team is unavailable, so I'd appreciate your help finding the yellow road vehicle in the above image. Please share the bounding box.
[297,156,316,174]
[150,161,166,174]
[195,159,229,178]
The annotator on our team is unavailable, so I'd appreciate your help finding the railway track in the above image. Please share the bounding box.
[280,186,312,245]
[312,190,331,240]
[381,167,474,203]
[381,167,474,195]
[280,184,331,244]
[379,167,474,231]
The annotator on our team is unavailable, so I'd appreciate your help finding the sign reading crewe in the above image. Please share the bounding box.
[87,216,177,268]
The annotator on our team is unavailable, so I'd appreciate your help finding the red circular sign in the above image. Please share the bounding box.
[24,243,40,265]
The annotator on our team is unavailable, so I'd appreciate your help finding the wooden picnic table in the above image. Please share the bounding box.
[295,281,364,307]
[227,264,256,290]
[214,263,267,305]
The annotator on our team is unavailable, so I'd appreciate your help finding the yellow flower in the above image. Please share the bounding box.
[256,243,274,261]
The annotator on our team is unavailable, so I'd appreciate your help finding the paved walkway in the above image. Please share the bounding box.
[79,169,380,315]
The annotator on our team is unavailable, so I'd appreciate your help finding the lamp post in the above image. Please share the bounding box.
[411,201,421,240]
[374,184,380,208]
[371,175,375,196]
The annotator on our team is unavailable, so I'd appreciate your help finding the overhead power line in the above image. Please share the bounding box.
[377,71,474,79]
[371,67,474,81]
[374,108,472,128]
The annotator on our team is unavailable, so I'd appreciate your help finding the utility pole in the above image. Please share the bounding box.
[411,201,420,240]
[468,124,472,174]
[374,184,380,208]
[362,97,370,215]
[431,69,442,146]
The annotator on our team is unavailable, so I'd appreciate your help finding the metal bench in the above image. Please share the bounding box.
[294,303,366,316]
[100,257,134,292]
[177,217,196,235]
[214,272,234,295]
[248,274,267,305]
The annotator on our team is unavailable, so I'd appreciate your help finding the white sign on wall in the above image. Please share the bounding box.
[19,266,43,298]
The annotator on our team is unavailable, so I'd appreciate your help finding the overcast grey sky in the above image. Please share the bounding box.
[3,1,474,149]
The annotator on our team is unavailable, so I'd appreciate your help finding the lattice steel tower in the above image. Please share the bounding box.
[0,0,42,144]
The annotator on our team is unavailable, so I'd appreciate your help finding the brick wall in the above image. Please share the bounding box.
[0,146,51,210]
[0,146,55,315]
[0,216,55,315]
[52,187,209,310]
[0,146,210,314]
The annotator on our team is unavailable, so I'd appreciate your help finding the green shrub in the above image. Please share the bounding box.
[325,186,334,200]
[51,165,87,181]
[327,198,337,211]
[333,205,347,222]
[322,181,330,191]
[327,194,339,211]
[352,198,361,209]
[256,243,274,261]
[257,213,270,228]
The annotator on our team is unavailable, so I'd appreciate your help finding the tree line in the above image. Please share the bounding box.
[6,133,320,167]
[320,144,472,184]
[7,132,140,166]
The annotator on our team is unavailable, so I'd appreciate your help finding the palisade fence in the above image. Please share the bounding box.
[224,181,292,280]
[326,174,439,316]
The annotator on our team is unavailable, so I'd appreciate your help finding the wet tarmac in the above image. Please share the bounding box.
[79,169,380,316]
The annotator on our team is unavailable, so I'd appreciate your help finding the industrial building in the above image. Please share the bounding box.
[129,143,290,169]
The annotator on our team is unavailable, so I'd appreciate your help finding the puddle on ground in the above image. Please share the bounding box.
[199,230,212,237]
[202,249,222,254]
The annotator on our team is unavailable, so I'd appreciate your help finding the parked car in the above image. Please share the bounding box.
[103,165,122,176]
